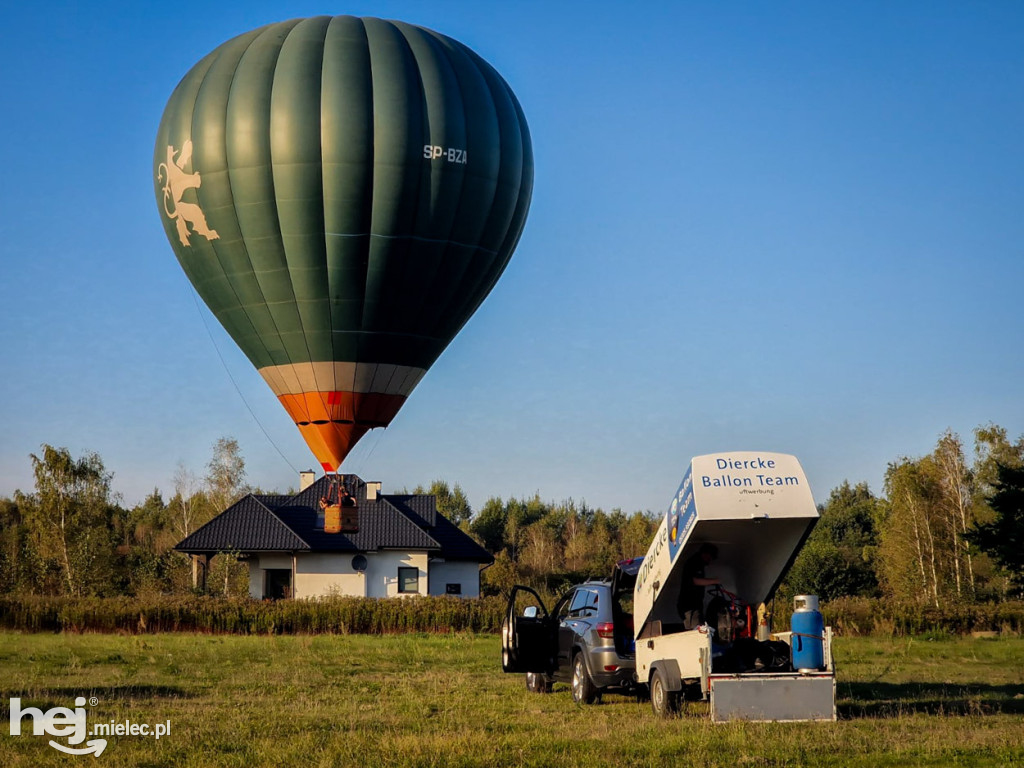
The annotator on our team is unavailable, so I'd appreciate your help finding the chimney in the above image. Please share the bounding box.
[366,481,382,501]
[299,470,316,492]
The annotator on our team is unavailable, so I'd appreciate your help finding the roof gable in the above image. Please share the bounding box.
[176,495,309,553]
[385,494,437,528]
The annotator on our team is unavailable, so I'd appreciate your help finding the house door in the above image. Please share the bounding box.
[265,569,292,599]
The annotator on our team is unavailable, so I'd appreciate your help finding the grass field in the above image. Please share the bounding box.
[1,632,1022,767]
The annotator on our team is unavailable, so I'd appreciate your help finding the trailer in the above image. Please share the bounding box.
[635,451,836,721]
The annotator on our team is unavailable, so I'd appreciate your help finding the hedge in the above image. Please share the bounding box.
[1,594,1022,637]
[819,597,1024,637]
[0,594,505,635]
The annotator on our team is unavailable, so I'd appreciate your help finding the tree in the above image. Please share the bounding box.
[972,424,1024,529]
[470,497,509,553]
[205,437,248,513]
[969,462,1024,595]
[933,431,975,598]
[784,481,880,600]
[171,461,202,539]
[878,457,945,605]
[22,445,116,596]
[875,428,1003,606]
[503,496,547,562]
[412,480,472,525]
[618,512,659,561]
[0,496,38,593]
[481,550,519,596]
[518,522,562,580]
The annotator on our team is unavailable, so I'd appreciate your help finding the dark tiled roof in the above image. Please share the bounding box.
[384,494,490,561]
[176,496,309,553]
[256,494,293,508]
[175,475,492,563]
[386,494,437,528]
[272,496,440,553]
[424,513,493,562]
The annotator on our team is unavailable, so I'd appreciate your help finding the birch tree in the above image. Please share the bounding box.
[934,431,975,598]
[879,458,945,605]
[205,437,248,513]
[23,445,115,596]
[171,461,201,539]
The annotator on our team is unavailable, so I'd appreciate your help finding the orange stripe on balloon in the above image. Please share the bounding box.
[276,391,406,471]
[297,422,371,473]
[277,391,406,426]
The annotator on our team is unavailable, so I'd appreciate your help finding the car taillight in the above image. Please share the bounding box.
[596,622,614,638]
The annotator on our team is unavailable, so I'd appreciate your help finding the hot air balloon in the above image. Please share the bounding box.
[154,16,533,472]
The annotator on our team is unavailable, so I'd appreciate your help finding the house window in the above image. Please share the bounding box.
[445,583,461,595]
[398,567,419,594]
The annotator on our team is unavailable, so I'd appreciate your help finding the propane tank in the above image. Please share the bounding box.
[790,595,825,672]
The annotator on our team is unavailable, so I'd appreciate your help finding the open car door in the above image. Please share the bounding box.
[501,585,557,673]
[611,557,643,656]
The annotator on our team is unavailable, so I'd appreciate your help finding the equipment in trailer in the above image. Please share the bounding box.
[635,451,836,721]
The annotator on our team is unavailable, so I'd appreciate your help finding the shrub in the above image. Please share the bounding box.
[0,594,506,635]
[818,597,1024,637]
[4,594,1023,637]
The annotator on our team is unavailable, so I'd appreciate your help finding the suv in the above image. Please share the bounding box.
[501,558,642,703]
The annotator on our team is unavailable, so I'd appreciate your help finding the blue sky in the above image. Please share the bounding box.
[1,1,1022,515]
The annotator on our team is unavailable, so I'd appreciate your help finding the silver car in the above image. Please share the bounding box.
[501,558,642,704]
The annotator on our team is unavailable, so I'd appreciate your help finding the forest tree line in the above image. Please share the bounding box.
[1,425,1023,604]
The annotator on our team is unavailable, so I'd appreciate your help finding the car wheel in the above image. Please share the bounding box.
[650,668,679,717]
[526,672,551,693]
[571,653,599,704]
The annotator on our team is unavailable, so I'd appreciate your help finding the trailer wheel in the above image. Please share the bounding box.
[650,668,679,717]
[571,653,599,704]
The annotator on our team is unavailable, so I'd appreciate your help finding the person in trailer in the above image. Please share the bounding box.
[677,543,721,630]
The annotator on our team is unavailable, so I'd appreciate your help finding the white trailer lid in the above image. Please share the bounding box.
[634,452,818,639]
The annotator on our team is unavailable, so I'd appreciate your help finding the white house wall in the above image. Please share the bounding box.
[428,561,481,597]
[295,553,366,597]
[365,551,428,598]
[246,551,434,599]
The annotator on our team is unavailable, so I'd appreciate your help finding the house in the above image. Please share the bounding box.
[175,473,493,599]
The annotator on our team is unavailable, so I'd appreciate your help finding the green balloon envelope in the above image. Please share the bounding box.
[154,16,533,471]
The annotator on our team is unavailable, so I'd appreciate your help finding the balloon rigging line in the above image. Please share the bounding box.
[187,286,300,475]
[358,427,385,469]
[340,426,379,477]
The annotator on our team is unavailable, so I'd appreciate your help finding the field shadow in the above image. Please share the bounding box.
[0,684,195,707]
[840,681,1024,718]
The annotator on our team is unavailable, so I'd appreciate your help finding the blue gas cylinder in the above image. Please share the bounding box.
[790,595,825,672]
